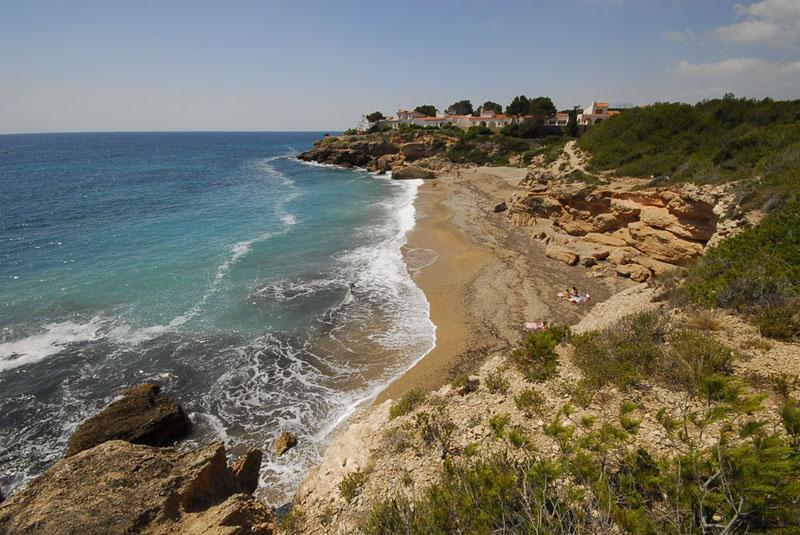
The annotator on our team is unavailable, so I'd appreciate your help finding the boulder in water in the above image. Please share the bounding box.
[66,383,191,456]
[272,432,297,456]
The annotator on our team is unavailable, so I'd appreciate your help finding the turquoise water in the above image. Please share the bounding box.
[0,132,434,503]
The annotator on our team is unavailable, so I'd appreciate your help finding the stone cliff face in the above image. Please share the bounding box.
[0,441,274,535]
[0,385,274,535]
[297,132,459,177]
[506,164,742,281]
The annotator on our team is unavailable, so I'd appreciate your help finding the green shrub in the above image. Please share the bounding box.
[510,325,568,382]
[571,311,666,389]
[514,388,546,418]
[279,507,305,533]
[450,373,479,395]
[360,455,592,534]
[383,425,412,454]
[463,125,492,139]
[389,388,426,419]
[681,198,800,340]
[415,407,456,459]
[781,399,800,437]
[484,370,510,394]
[665,328,734,394]
[577,97,800,189]
[757,304,800,339]
[339,470,367,503]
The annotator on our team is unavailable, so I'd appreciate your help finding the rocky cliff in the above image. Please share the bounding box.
[505,142,745,282]
[0,385,275,535]
[297,131,459,177]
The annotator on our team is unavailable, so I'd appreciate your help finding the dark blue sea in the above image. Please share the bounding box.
[0,132,434,503]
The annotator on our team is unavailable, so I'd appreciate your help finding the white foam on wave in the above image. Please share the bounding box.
[0,317,106,372]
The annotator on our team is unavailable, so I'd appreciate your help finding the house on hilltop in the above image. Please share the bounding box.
[578,101,631,125]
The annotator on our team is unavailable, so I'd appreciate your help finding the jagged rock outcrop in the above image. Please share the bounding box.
[0,441,274,535]
[66,383,191,456]
[298,132,459,178]
[393,164,435,180]
[507,166,742,281]
[272,431,297,456]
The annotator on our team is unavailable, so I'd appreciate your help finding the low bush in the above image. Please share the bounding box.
[571,311,666,389]
[339,470,367,503]
[383,425,412,454]
[665,328,735,395]
[389,388,426,419]
[510,325,568,382]
[450,374,479,395]
[514,388,546,418]
[484,370,510,394]
[681,198,800,338]
[757,303,800,340]
[360,455,593,534]
[414,407,456,459]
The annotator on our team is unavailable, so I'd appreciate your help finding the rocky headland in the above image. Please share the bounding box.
[504,142,749,282]
[297,131,459,178]
[0,385,275,535]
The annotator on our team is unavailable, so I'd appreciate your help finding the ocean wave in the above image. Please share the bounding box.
[0,317,106,372]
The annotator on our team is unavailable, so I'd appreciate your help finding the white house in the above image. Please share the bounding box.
[381,107,517,131]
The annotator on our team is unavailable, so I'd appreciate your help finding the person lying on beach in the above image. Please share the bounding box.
[523,320,548,332]
[568,293,591,304]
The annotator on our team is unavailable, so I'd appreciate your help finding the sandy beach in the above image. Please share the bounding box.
[379,166,632,402]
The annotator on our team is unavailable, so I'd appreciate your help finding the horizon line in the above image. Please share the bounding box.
[0,129,345,136]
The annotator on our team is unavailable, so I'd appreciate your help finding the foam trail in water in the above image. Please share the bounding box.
[0,317,106,371]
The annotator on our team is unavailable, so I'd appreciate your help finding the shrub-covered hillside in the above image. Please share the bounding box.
[578,96,800,210]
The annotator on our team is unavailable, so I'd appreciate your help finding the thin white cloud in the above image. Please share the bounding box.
[676,57,800,76]
[714,0,800,45]
[662,29,696,42]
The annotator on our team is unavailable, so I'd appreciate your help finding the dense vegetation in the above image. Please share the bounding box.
[576,96,799,339]
[682,198,800,339]
[578,96,800,209]
[361,309,800,533]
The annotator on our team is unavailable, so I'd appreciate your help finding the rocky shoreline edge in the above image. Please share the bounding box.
[0,384,280,534]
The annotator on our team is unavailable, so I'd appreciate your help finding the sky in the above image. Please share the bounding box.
[1,0,799,133]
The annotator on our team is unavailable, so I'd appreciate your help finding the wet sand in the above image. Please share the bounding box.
[378,166,631,402]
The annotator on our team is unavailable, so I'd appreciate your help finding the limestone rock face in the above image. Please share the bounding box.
[297,132,459,173]
[0,441,274,535]
[392,164,436,180]
[616,262,652,282]
[506,165,739,279]
[66,383,191,456]
[545,244,579,266]
[272,431,298,456]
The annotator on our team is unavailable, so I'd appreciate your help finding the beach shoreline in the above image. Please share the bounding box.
[378,166,632,403]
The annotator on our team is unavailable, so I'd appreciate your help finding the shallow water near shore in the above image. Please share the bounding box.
[0,132,435,504]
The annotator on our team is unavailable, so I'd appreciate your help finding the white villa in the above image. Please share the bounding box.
[357,100,632,132]
[577,101,631,125]
[361,107,519,132]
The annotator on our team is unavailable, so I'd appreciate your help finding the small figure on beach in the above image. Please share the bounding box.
[523,320,549,332]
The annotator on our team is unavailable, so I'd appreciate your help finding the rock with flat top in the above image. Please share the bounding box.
[494,201,508,213]
[272,431,298,456]
[545,245,579,266]
[0,441,274,535]
[616,263,652,282]
[392,165,435,180]
[66,383,190,456]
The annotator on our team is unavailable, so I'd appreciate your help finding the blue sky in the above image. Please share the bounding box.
[1,0,798,133]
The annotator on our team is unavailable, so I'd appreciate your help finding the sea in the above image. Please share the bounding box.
[0,132,435,504]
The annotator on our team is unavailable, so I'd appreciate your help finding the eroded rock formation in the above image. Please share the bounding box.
[66,383,191,456]
[297,132,459,178]
[0,441,273,535]
[507,165,742,281]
